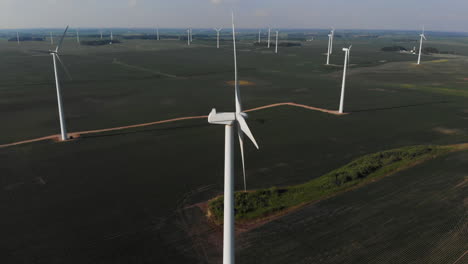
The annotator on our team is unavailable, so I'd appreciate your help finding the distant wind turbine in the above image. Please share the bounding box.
[156,27,160,40]
[258,29,261,43]
[50,32,54,45]
[275,30,279,54]
[326,29,333,65]
[207,12,260,264]
[187,29,190,46]
[214,28,222,48]
[100,30,103,39]
[267,27,271,48]
[110,30,113,44]
[190,28,193,42]
[339,45,352,114]
[76,28,80,44]
[16,32,20,45]
[330,28,335,54]
[417,27,427,65]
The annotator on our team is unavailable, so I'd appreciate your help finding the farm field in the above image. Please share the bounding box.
[0,31,467,263]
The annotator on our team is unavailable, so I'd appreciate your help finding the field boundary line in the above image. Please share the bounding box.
[0,102,342,149]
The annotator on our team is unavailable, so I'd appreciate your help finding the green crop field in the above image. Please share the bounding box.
[0,30,467,263]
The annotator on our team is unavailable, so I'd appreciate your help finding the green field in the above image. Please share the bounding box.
[0,30,467,263]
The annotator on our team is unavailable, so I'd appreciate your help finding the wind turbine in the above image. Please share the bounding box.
[187,29,190,46]
[44,26,72,141]
[417,27,427,65]
[50,32,54,45]
[16,32,20,45]
[214,28,223,48]
[76,28,80,44]
[330,28,335,54]
[190,28,193,42]
[267,27,271,48]
[258,29,261,43]
[100,30,103,39]
[207,12,259,264]
[339,45,352,114]
[110,30,113,44]
[275,30,279,54]
[156,26,160,40]
[326,30,332,65]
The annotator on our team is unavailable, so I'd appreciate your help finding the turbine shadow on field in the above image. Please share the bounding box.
[349,100,451,113]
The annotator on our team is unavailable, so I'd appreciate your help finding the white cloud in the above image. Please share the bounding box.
[128,0,137,8]
[254,9,269,17]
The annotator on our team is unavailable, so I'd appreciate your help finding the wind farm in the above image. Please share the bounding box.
[0,2,468,264]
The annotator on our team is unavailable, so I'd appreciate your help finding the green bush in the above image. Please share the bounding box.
[208,145,449,223]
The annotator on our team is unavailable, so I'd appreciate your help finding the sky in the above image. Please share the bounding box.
[1,0,467,32]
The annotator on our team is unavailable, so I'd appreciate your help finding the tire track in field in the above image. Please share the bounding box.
[0,102,343,149]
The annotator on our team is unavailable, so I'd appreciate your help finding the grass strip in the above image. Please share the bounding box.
[208,145,456,224]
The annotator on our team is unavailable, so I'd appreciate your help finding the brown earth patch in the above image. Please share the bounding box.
[433,127,465,135]
[226,80,256,86]
[454,176,468,189]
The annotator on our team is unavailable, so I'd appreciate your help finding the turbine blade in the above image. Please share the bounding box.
[56,25,69,53]
[232,12,242,114]
[237,126,247,191]
[236,114,259,149]
[55,54,73,80]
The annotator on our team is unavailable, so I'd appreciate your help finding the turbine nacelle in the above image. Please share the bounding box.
[208,109,236,125]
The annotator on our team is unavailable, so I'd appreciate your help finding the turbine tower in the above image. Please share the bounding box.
[156,27,160,40]
[48,26,72,141]
[267,27,271,48]
[417,27,427,65]
[110,30,113,44]
[258,29,261,43]
[190,28,193,42]
[50,32,54,45]
[275,30,279,54]
[214,28,223,48]
[76,28,80,44]
[187,29,190,46]
[100,30,103,39]
[330,28,335,54]
[339,46,352,114]
[207,12,259,264]
[16,32,20,45]
[326,30,332,65]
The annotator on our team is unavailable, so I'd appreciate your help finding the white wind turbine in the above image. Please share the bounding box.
[326,33,331,65]
[339,45,352,114]
[50,32,54,45]
[190,28,193,42]
[76,28,80,44]
[187,29,191,46]
[258,29,261,43]
[417,27,427,65]
[214,28,223,48]
[100,30,103,39]
[42,26,72,141]
[156,26,160,40]
[207,12,260,264]
[16,32,20,45]
[267,27,271,48]
[110,30,113,44]
[326,28,334,65]
[275,30,279,54]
